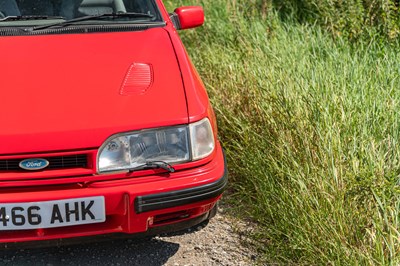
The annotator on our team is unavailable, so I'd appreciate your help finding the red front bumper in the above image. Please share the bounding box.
[0,144,227,245]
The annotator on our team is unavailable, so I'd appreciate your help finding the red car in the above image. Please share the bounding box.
[0,0,226,246]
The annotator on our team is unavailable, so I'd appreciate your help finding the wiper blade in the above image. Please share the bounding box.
[128,161,175,173]
[33,12,154,31]
[0,15,64,22]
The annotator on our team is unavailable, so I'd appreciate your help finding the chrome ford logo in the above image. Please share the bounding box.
[19,158,49,171]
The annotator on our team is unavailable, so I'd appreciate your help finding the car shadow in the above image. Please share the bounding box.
[159,219,209,237]
[0,237,180,266]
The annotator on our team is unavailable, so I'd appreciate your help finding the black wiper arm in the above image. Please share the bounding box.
[33,12,154,31]
[128,161,175,173]
[0,15,64,22]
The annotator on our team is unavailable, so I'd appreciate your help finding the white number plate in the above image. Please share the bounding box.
[0,196,105,230]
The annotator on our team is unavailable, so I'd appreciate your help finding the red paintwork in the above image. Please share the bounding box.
[174,6,205,30]
[0,0,225,244]
[0,29,187,155]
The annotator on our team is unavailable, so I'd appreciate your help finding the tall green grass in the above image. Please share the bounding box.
[274,0,400,40]
[165,0,400,264]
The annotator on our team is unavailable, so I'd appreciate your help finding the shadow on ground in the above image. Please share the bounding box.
[0,217,211,265]
[0,222,211,266]
[0,237,180,266]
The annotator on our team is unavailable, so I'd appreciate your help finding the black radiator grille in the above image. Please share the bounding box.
[0,155,88,171]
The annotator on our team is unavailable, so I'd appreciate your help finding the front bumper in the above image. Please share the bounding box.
[0,144,227,245]
[135,169,227,213]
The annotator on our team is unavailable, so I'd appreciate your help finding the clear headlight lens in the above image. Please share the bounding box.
[98,118,215,173]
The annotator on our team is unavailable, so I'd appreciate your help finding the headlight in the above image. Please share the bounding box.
[98,118,215,173]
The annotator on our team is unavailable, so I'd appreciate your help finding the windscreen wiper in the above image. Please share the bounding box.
[32,12,155,31]
[128,161,175,173]
[0,15,64,22]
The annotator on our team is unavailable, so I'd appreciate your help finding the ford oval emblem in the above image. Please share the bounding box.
[19,158,49,171]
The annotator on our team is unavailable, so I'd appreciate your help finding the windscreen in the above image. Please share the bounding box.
[0,0,161,20]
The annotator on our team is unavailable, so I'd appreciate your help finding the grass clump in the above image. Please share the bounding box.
[165,0,400,264]
[274,0,400,40]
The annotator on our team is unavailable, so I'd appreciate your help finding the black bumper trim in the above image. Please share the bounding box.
[135,156,228,213]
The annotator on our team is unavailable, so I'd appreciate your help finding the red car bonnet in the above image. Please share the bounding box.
[0,28,188,155]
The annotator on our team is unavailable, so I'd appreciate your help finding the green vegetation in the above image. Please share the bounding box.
[274,0,400,40]
[165,0,400,264]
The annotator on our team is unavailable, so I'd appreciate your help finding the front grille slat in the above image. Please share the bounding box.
[0,155,88,172]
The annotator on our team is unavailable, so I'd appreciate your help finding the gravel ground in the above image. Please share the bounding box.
[0,205,259,266]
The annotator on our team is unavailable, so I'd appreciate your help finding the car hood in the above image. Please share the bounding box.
[0,28,188,155]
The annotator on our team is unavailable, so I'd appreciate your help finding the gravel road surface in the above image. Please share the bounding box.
[0,205,258,266]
